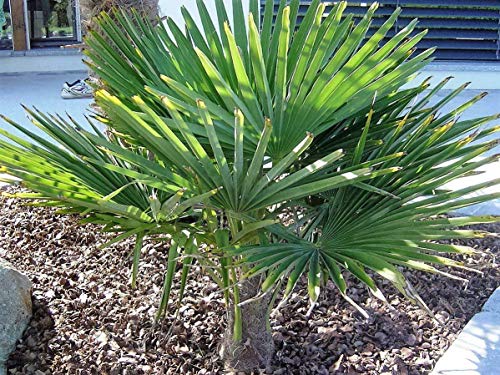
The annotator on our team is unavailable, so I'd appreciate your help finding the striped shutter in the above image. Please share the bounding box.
[262,1,500,61]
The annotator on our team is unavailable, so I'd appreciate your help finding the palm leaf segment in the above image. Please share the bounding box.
[231,82,500,313]
[95,90,401,214]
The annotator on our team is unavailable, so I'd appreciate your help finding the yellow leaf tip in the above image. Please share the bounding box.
[196,99,207,109]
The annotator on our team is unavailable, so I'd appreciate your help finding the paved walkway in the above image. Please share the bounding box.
[0,72,93,141]
[0,54,86,74]
[432,288,500,375]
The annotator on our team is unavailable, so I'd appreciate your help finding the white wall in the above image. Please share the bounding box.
[158,0,249,30]
[403,62,500,90]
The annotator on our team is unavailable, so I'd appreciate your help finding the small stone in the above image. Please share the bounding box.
[118,356,138,364]
[374,332,387,342]
[379,350,389,360]
[348,354,360,363]
[79,293,88,305]
[26,335,37,348]
[414,356,432,367]
[406,334,417,346]
[95,330,108,345]
[400,347,413,359]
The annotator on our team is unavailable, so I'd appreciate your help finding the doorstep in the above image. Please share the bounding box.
[432,288,500,375]
[1,50,499,89]
[0,48,87,74]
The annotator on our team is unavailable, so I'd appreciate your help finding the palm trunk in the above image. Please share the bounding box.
[221,278,275,373]
[79,0,159,33]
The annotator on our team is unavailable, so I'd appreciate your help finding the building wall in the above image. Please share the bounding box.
[158,0,249,29]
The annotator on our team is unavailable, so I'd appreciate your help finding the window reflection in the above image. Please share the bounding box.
[0,0,12,50]
[28,0,77,45]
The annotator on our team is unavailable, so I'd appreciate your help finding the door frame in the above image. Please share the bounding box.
[10,0,29,50]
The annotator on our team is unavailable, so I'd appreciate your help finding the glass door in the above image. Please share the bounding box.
[27,0,79,47]
[0,0,13,50]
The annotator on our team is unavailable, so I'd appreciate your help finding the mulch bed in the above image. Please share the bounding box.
[1,185,498,374]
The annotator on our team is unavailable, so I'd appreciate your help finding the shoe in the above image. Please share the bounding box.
[62,79,81,90]
[62,78,97,90]
[61,79,93,99]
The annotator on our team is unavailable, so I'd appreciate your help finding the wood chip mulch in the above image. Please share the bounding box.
[1,186,498,375]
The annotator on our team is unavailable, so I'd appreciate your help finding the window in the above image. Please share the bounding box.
[0,0,13,50]
[1,0,81,51]
[27,0,80,47]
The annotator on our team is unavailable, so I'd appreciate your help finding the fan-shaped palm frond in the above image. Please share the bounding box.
[85,0,433,161]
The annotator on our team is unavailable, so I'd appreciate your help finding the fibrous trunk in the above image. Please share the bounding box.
[221,279,275,373]
[79,0,159,33]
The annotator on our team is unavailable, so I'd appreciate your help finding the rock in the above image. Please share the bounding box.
[374,331,387,342]
[406,333,417,346]
[0,259,32,374]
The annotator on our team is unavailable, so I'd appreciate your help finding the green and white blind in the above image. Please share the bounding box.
[262,1,500,60]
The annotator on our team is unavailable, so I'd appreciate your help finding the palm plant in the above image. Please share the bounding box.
[1,0,499,371]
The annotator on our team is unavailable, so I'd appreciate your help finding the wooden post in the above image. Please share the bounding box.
[10,0,28,51]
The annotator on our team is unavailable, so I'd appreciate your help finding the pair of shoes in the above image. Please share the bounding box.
[61,78,93,99]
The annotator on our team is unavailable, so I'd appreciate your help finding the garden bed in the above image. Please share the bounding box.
[1,186,498,375]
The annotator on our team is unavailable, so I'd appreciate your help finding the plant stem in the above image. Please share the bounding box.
[231,267,243,341]
[227,216,243,341]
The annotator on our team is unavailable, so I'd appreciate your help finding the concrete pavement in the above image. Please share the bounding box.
[0,54,86,74]
[0,72,93,141]
[432,288,500,375]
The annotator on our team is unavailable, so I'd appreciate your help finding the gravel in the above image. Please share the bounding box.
[1,186,498,374]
